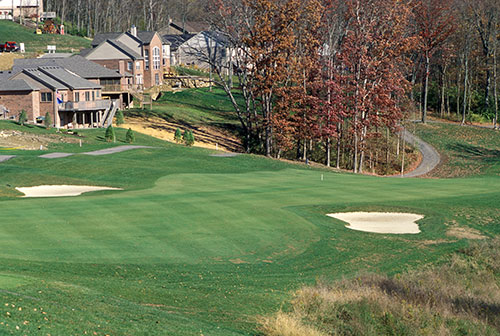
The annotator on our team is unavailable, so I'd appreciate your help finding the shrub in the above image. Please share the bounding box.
[18,110,27,125]
[174,128,182,143]
[125,128,135,143]
[44,112,52,129]
[104,125,116,142]
[115,110,125,126]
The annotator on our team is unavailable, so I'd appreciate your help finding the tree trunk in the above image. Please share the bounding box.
[462,53,469,125]
[494,32,499,129]
[422,53,430,123]
[325,138,331,167]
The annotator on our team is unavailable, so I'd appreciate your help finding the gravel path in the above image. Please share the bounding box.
[83,145,154,156]
[0,155,15,163]
[39,153,75,159]
[402,130,440,178]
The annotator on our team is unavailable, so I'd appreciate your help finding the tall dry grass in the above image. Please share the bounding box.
[259,239,500,336]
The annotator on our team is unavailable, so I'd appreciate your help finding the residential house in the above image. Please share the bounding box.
[0,65,116,129]
[163,31,232,75]
[13,55,133,107]
[0,0,43,20]
[84,26,170,90]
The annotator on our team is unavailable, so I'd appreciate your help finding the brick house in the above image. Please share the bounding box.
[13,55,132,108]
[84,26,170,90]
[0,65,116,129]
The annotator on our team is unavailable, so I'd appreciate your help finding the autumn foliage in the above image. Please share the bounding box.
[207,0,458,173]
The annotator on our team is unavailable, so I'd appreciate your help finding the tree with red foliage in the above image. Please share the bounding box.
[338,0,417,173]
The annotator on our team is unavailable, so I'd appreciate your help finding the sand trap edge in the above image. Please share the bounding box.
[327,212,424,234]
[16,185,123,198]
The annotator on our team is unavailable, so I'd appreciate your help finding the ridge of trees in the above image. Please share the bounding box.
[198,0,499,173]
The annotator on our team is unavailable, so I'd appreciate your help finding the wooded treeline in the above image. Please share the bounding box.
[43,0,205,36]
[200,0,499,173]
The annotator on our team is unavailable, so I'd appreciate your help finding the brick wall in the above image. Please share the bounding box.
[0,90,37,122]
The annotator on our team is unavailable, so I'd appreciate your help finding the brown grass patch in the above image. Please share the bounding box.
[0,53,23,71]
[259,312,327,336]
[229,258,249,264]
[446,226,486,240]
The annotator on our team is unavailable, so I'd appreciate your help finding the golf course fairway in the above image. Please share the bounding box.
[0,123,499,335]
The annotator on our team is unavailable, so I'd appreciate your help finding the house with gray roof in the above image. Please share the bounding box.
[86,25,170,90]
[1,65,116,129]
[13,55,133,108]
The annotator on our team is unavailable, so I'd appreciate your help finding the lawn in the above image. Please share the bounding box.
[0,120,499,335]
[0,20,90,55]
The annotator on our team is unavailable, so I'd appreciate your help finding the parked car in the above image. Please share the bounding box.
[0,42,19,52]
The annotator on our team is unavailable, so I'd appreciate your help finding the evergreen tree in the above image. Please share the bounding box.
[174,128,182,143]
[125,128,135,143]
[18,110,27,125]
[105,125,116,142]
[115,110,125,126]
[182,129,189,144]
[186,130,195,146]
[44,112,52,129]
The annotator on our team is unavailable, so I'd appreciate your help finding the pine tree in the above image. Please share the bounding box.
[105,125,116,143]
[115,110,125,126]
[182,129,189,144]
[186,130,195,146]
[125,128,135,143]
[18,110,27,125]
[44,112,52,129]
[174,128,182,143]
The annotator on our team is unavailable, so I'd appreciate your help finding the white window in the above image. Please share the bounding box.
[153,47,161,70]
[136,61,140,70]
[144,50,149,70]
[127,61,133,71]
[136,74,143,85]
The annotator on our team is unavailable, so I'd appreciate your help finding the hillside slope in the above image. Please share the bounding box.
[0,20,90,56]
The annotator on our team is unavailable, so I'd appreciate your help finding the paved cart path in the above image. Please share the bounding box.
[402,130,440,178]
[0,155,15,163]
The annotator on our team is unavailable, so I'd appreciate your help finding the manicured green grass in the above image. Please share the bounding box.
[0,20,90,54]
[0,121,499,335]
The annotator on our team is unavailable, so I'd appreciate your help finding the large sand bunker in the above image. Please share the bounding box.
[16,185,122,198]
[327,212,424,234]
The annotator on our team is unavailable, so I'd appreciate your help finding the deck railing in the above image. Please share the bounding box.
[59,100,112,112]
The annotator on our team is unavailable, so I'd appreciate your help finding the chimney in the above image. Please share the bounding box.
[130,25,137,37]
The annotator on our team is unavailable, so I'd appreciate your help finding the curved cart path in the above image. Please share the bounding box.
[82,145,154,156]
[0,155,15,163]
[401,130,440,178]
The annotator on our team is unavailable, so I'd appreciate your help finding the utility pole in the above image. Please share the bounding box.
[11,0,14,21]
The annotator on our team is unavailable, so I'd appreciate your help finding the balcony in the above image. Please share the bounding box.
[59,100,112,112]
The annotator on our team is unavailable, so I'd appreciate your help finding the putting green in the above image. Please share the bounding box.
[0,125,499,335]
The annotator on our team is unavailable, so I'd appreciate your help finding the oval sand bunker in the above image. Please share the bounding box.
[16,185,122,198]
[327,212,424,234]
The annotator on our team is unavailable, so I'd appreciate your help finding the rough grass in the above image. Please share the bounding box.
[260,238,500,336]
[0,120,499,334]
[410,122,500,178]
[0,20,90,55]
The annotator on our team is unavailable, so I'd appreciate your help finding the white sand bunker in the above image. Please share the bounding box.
[16,185,122,198]
[327,212,424,234]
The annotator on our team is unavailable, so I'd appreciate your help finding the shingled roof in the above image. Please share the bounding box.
[107,39,143,60]
[91,32,122,48]
[0,79,39,92]
[14,56,124,79]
